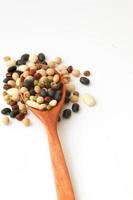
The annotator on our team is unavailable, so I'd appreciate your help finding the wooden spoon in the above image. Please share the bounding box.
[21,80,75,200]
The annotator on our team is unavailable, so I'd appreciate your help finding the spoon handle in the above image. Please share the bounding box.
[46,124,75,200]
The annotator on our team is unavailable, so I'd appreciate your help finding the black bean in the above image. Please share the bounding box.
[65,97,70,104]
[21,54,29,62]
[24,79,34,90]
[62,109,71,119]
[40,89,47,97]
[42,60,47,65]
[66,91,71,97]
[48,89,55,97]
[16,59,25,66]
[72,103,80,112]
[10,109,19,118]
[1,108,11,115]
[80,77,90,85]
[54,92,61,101]
[38,53,45,62]
[3,77,12,83]
[30,89,36,96]
[8,66,17,73]
[51,82,62,90]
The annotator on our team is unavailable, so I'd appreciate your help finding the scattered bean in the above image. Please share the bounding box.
[82,94,96,106]
[73,91,79,96]
[2,116,10,125]
[21,54,29,62]
[10,109,19,118]
[16,113,25,121]
[83,70,90,76]
[70,95,79,103]
[22,117,31,126]
[6,59,16,67]
[66,83,75,92]
[1,108,11,115]
[54,57,62,64]
[3,56,11,62]
[72,69,80,77]
[67,66,73,73]
[63,109,71,118]
[72,103,80,112]
[80,77,90,85]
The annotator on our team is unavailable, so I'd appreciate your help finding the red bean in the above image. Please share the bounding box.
[3,84,12,90]
[16,113,25,121]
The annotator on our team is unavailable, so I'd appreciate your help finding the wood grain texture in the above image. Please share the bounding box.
[28,83,75,200]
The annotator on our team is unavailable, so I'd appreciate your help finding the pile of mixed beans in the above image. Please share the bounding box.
[1,53,96,126]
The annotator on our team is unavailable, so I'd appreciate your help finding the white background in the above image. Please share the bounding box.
[0,0,133,200]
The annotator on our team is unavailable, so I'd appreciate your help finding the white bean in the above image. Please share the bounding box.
[26,100,39,109]
[18,65,28,72]
[29,54,38,63]
[6,59,16,67]
[2,116,10,125]
[49,100,57,107]
[82,94,96,107]
[66,83,75,92]
[7,88,19,96]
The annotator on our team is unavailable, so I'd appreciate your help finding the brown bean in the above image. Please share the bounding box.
[3,84,12,90]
